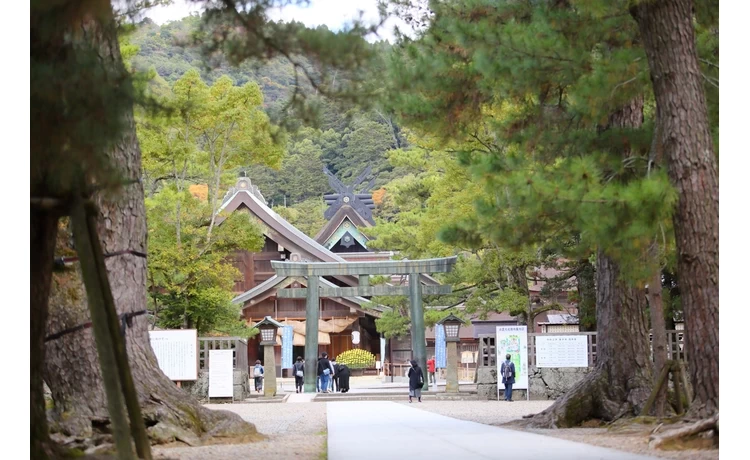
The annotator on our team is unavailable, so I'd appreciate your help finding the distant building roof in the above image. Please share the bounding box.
[538,313,579,325]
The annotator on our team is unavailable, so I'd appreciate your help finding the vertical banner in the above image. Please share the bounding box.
[281,326,294,369]
[435,324,447,368]
[496,326,528,391]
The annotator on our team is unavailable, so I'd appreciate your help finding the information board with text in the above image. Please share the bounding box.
[208,349,234,398]
[148,329,198,381]
[496,325,528,390]
[535,335,589,368]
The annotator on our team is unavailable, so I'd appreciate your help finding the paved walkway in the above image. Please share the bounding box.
[286,392,316,403]
[327,401,659,460]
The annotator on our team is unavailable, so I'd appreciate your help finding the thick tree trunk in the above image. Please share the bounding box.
[527,251,653,427]
[42,2,260,448]
[526,100,652,427]
[631,0,719,418]
[647,254,669,417]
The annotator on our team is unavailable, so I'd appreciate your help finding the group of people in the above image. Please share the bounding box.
[291,352,352,394]
[249,351,519,402]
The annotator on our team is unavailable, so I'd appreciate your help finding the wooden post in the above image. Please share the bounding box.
[642,361,671,416]
[304,276,320,393]
[82,204,152,459]
[70,202,137,460]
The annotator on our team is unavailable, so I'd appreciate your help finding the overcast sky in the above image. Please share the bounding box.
[142,0,400,42]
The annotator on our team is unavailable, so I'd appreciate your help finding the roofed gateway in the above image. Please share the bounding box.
[220,174,447,376]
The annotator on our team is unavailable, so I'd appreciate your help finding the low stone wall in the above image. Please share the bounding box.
[476,366,593,400]
[181,369,250,401]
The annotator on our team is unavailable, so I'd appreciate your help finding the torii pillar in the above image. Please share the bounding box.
[272,257,457,394]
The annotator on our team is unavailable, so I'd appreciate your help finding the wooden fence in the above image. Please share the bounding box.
[478,330,685,368]
[198,337,248,373]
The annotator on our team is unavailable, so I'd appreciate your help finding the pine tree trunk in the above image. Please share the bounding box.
[576,259,596,332]
[527,99,652,427]
[528,251,653,427]
[631,0,719,418]
[647,256,669,417]
[42,3,260,447]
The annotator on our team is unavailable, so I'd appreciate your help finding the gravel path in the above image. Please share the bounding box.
[153,403,327,460]
[403,400,717,460]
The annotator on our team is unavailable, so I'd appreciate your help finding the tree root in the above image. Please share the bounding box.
[649,413,718,450]
[521,365,650,429]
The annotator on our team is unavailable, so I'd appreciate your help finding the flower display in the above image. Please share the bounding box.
[336,349,376,369]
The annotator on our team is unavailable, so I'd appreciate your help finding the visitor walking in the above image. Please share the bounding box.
[317,352,335,393]
[293,356,304,393]
[427,355,436,384]
[500,354,516,402]
[252,359,264,393]
[407,359,424,403]
[337,363,351,393]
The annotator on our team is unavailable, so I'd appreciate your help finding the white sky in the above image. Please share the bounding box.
[142,0,402,42]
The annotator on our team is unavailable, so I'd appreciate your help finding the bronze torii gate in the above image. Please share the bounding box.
[272,257,457,392]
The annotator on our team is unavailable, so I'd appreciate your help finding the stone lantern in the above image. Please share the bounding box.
[437,314,464,393]
[253,316,283,397]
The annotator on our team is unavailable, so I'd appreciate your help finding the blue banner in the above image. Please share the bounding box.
[281,326,294,369]
[435,324,447,368]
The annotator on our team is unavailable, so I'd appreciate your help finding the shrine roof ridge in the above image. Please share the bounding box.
[271,256,457,276]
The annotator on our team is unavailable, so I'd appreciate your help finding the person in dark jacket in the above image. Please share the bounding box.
[407,359,424,403]
[293,356,305,393]
[331,359,341,392]
[500,354,516,402]
[337,363,351,393]
[317,352,334,393]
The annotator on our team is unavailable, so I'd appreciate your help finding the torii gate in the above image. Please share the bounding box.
[272,257,457,392]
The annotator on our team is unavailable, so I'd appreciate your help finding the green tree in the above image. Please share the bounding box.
[145,187,264,335]
[382,0,682,426]
[33,0,384,453]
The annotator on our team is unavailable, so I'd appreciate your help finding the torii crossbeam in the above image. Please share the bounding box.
[271,257,457,392]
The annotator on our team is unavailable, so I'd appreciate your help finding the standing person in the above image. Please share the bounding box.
[317,352,334,393]
[316,354,322,393]
[331,358,340,392]
[252,359,264,394]
[293,356,305,393]
[337,363,351,393]
[407,359,424,403]
[427,355,436,385]
[500,354,516,402]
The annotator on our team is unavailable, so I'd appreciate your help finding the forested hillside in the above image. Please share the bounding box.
[129,16,408,224]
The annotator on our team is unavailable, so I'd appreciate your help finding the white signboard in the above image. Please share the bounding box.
[496,326,529,394]
[535,335,589,368]
[148,329,198,381]
[208,350,234,398]
[461,351,476,364]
